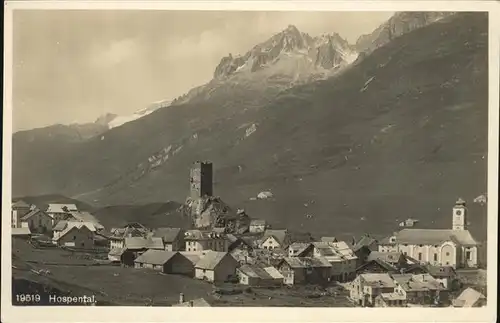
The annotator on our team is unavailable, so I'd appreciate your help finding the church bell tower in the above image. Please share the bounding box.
[452,198,467,231]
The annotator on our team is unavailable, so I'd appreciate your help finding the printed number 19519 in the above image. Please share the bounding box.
[16,294,41,303]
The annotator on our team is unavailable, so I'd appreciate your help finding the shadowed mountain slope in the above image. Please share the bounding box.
[13,13,488,240]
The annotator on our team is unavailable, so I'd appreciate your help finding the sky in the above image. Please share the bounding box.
[12,10,393,132]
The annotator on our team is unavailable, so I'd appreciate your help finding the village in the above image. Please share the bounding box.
[11,161,487,308]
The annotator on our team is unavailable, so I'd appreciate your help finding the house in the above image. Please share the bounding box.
[184,230,228,252]
[237,264,283,286]
[67,211,104,231]
[12,200,33,228]
[277,257,332,285]
[180,251,208,267]
[153,227,184,251]
[353,235,379,252]
[113,237,164,266]
[423,265,458,290]
[355,259,399,275]
[377,234,399,253]
[11,227,32,239]
[133,250,194,276]
[366,251,407,269]
[227,234,254,264]
[349,273,396,307]
[352,235,378,266]
[46,204,78,225]
[249,219,267,233]
[124,236,164,250]
[194,251,239,282]
[311,241,358,281]
[392,273,449,306]
[287,242,314,257]
[108,248,126,263]
[20,208,53,234]
[53,223,94,249]
[53,221,99,241]
[260,229,289,250]
[374,291,407,307]
[108,225,149,249]
[387,199,480,269]
[452,287,486,307]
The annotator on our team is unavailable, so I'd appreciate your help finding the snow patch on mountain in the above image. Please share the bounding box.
[107,100,171,129]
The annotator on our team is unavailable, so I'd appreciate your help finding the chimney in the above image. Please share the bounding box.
[179,293,185,304]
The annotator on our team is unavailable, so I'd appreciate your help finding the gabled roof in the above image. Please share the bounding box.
[153,227,182,243]
[250,219,267,226]
[356,258,398,273]
[124,237,164,250]
[282,257,332,268]
[392,274,444,292]
[184,230,224,241]
[263,266,284,279]
[424,265,457,278]
[108,248,126,256]
[288,242,313,253]
[238,264,274,280]
[367,251,404,263]
[453,287,486,307]
[395,229,478,246]
[195,251,234,270]
[12,200,31,209]
[47,203,78,213]
[262,229,288,246]
[53,220,69,231]
[12,227,31,235]
[379,291,406,301]
[359,273,396,288]
[69,211,103,230]
[180,251,204,265]
[353,235,377,251]
[330,241,358,260]
[21,209,51,221]
[378,234,397,246]
[54,222,94,241]
[320,237,338,243]
[134,250,179,265]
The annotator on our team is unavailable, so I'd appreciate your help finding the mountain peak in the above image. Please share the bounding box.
[212,24,355,80]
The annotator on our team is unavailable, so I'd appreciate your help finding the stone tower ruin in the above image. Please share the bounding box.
[189,161,213,199]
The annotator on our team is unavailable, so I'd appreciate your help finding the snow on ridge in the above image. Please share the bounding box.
[108,100,171,129]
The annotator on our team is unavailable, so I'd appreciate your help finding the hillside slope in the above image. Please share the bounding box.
[13,13,488,239]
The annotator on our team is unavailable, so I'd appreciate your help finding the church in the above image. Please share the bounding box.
[378,199,479,269]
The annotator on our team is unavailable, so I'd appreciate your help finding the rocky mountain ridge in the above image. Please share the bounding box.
[355,12,456,54]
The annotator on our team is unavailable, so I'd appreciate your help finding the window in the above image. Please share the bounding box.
[73,236,76,240]
[466,251,472,260]
[418,253,422,261]
[446,252,450,256]
[433,254,438,261]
